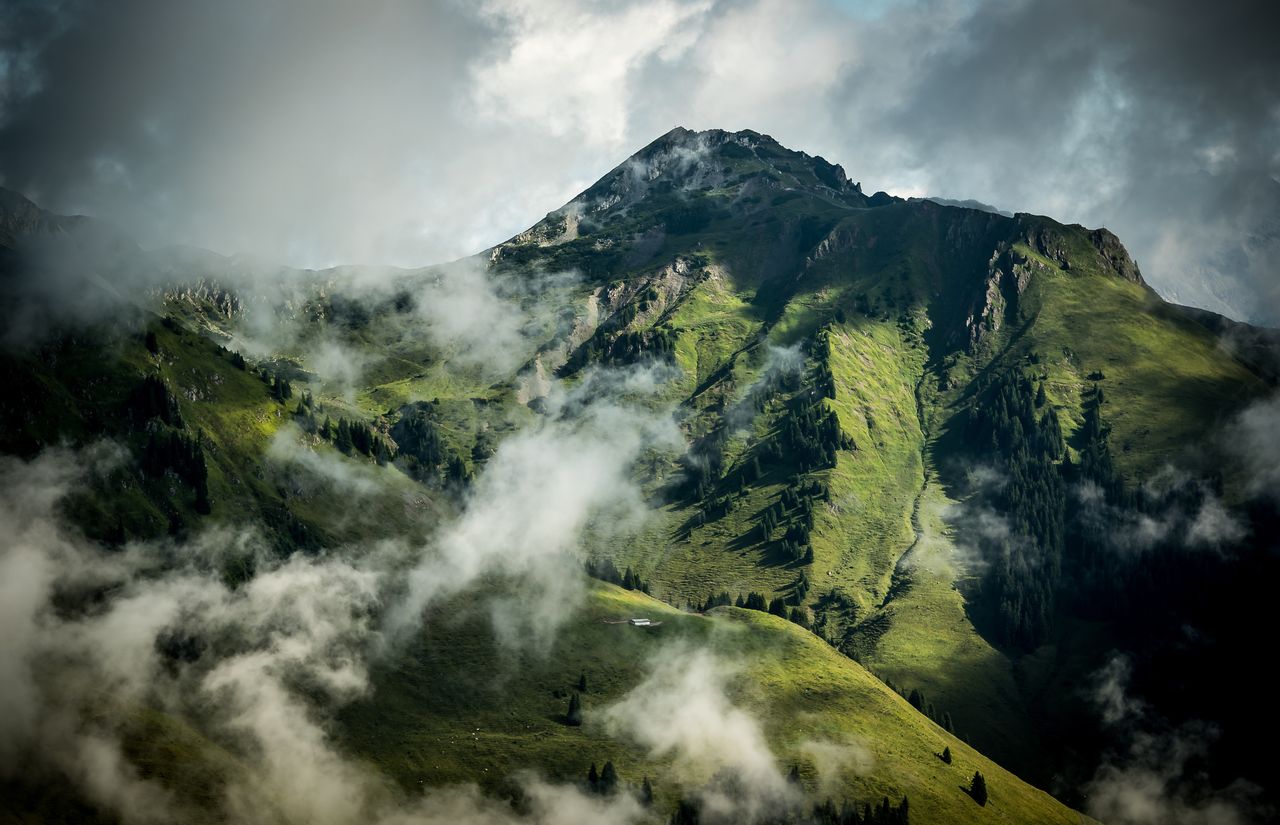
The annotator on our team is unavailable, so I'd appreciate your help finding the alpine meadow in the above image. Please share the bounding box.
[2,3,1279,825]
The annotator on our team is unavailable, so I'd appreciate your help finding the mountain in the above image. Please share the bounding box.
[487,127,1275,791]
[1,129,1276,825]
[909,197,1013,217]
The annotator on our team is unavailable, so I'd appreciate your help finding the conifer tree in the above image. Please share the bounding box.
[941,746,952,764]
[193,439,211,515]
[566,693,583,726]
[969,771,987,806]
[336,419,353,453]
[600,761,618,795]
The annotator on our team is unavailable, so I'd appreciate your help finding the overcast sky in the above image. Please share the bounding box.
[2,0,1277,322]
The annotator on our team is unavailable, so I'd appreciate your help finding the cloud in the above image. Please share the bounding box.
[1087,727,1264,825]
[302,337,374,396]
[266,425,385,498]
[1086,719,1265,825]
[1223,392,1280,504]
[471,0,711,148]
[387,366,683,647]
[797,738,874,799]
[603,641,797,823]
[0,350,682,822]
[1090,654,1145,727]
[1084,654,1268,825]
[3,1,1277,324]
[1073,470,1246,556]
[725,342,805,433]
[403,259,537,378]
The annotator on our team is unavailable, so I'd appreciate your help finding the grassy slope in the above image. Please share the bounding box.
[5,583,1085,824]
[338,582,1084,825]
[1010,243,1267,486]
[598,193,1271,787]
[852,222,1271,780]
[573,216,1050,778]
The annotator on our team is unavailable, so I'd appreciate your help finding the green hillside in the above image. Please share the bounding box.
[339,582,1086,825]
[1,127,1275,822]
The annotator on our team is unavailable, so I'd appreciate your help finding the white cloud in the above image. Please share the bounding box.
[603,642,796,822]
[472,0,711,149]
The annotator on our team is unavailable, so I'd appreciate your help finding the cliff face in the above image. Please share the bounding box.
[0,186,79,249]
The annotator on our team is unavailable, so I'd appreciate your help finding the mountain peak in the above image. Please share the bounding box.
[0,185,84,250]
[565,127,867,220]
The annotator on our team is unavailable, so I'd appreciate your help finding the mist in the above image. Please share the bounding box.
[3,0,1277,322]
[603,641,798,823]
[0,349,685,824]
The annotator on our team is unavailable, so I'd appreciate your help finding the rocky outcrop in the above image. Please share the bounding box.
[963,246,1046,353]
[1014,216,1143,284]
[1088,227,1144,284]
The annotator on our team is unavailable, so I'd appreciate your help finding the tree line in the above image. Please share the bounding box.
[127,375,210,515]
[961,365,1067,648]
[697,573,811,628]
[585,557,652,594]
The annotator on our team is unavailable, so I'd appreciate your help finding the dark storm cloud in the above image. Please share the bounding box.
[1,0,1277,322]
[0,0,553,265]
[865,0,1280,323]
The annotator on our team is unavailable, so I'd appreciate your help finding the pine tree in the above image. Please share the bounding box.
[600,761,618,795]
[578,672,588,693]
[670,800,700,825]
[969,771,987,806]
[941,746,952,764]
[1035,382,1047,407]
[145,330,159,354]
[640,776,654,806]
[566,693,583,726]
[335,419,353,453]
[446,454,469,486]
[193,443,211,515]
[586,763,598,791]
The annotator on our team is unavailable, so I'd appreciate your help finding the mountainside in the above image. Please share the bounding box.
[1,128,1276,825]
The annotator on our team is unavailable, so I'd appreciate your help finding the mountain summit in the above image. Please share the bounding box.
[572,126,869,213]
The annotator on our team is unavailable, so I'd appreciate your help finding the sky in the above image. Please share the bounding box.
[1,0,1278,323]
